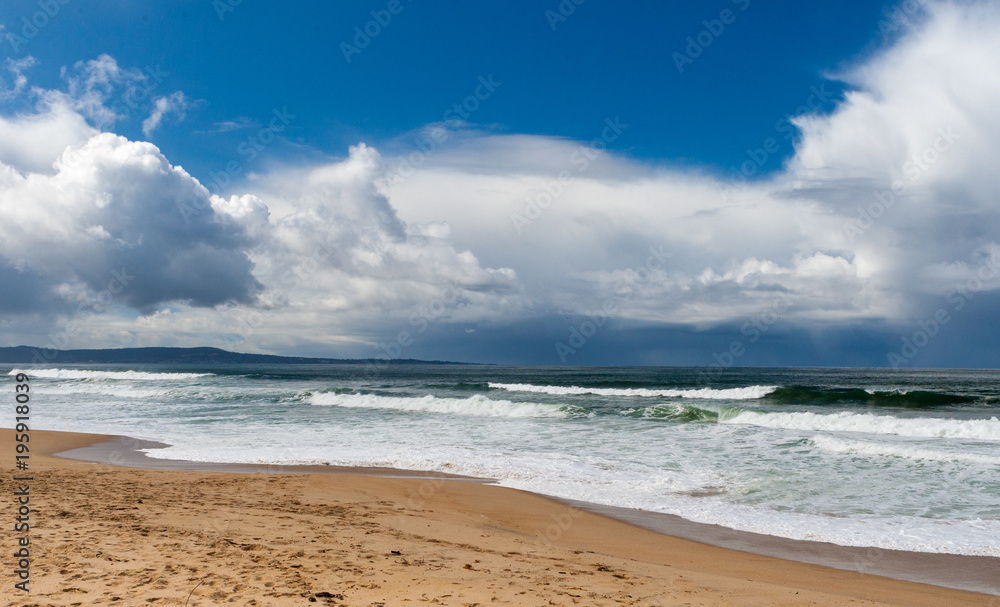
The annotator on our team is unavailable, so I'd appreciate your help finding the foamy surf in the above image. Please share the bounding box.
[9,369,214,381]
[619,403,724,422]
[811,435,1000,465]
[308,391,580,418]
[489,382,777,400]
[41,383,167,400]
[19,364,1000,558]
[725,410,1000,441]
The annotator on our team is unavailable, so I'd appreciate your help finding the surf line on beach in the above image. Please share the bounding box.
[11,371,33,593]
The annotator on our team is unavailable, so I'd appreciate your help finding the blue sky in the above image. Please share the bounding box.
[5,0,888,177]
[2,0,1000,367]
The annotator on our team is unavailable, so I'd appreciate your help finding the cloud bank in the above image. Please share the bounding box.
[1,1,999,365]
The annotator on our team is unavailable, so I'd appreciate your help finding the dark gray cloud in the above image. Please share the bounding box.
[3,3,1000,367]
[0,134,261,312]
[0,260,54,313]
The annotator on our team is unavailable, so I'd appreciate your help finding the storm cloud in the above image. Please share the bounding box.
[2,1,999,366]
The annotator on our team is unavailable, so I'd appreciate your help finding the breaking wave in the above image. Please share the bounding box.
[308,391,585,418]
[489,383,777,400]
[8,369,214,381]
[724,410,1000,441]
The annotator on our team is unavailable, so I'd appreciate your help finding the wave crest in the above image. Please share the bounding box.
[811,435,1000,465]
[766,386,976,406]
[308,392,583,418]
[724,410,1000,441]
[620,404,722,422]
[8,368,214,381]
[489,383,776,400]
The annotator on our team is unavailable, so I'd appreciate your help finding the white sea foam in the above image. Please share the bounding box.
[141,434,1000,557]
[725,410,1000,441]
[42,383,166,400]
[8,369,213,381]
[811,435,1000,465]
[489,383,777,400]
[20,366,1000,558]
[309,391,576,418]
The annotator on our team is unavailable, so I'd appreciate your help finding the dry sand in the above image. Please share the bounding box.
[1,429,996,606]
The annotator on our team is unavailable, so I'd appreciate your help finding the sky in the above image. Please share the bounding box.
[1,0,999,367]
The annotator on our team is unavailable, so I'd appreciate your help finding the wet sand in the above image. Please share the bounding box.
[1,428,996,606]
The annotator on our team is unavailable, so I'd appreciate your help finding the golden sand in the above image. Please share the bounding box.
[1,429,994,606]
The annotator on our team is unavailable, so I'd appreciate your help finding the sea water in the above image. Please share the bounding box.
[8,364,1000,556]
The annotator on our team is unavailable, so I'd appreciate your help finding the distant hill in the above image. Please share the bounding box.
[0,346,465,365]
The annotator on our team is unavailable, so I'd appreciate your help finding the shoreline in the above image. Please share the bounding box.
[52,430,1000,597]
[3,428,995,605]
[55,434,491,481]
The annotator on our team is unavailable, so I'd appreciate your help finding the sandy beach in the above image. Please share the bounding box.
[2,429,996,607]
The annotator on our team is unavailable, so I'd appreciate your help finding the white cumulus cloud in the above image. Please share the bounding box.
[1,1,999,360]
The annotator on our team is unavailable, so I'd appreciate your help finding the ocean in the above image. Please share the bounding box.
[9,364,1000,557]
